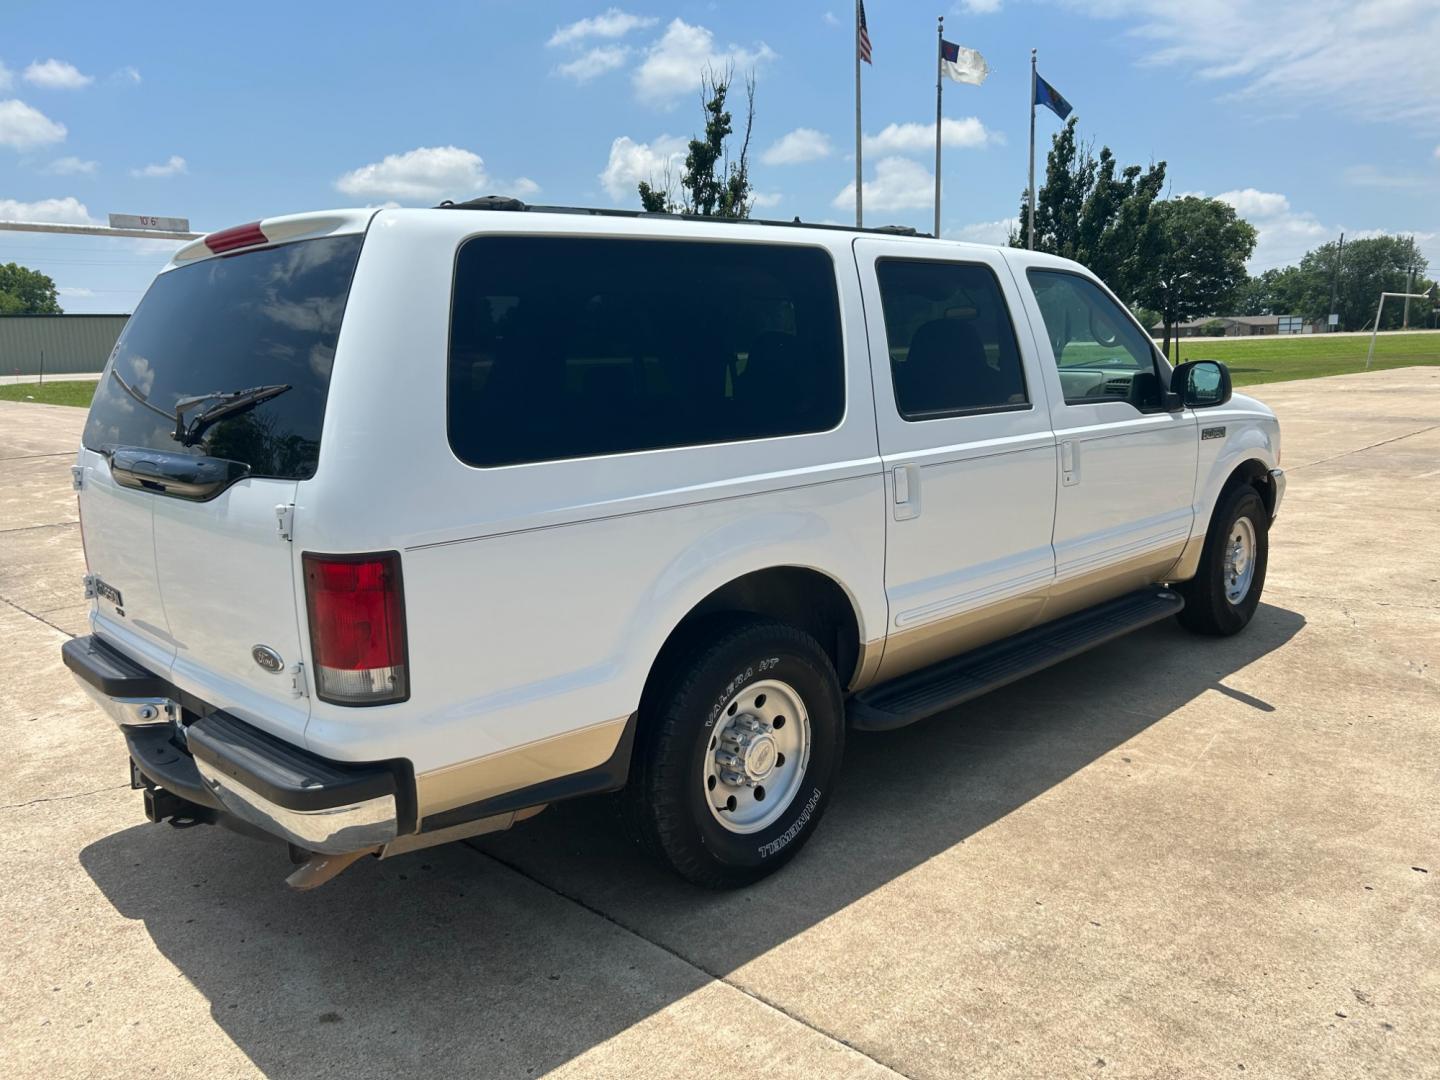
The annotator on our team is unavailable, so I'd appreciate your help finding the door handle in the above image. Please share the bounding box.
[1060,440,1080,487]
[892,464,921,521]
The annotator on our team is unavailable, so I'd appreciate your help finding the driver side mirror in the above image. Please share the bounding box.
[1170,360,1232,409]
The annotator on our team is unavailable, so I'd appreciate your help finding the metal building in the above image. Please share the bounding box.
[0,314,128,378]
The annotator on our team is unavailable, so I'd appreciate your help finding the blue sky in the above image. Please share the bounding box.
[2,0,1437,314]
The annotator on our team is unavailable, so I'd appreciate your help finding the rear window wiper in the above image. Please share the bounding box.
[174,384,292,446]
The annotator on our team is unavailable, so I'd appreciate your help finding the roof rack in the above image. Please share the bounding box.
[434,196,930,239]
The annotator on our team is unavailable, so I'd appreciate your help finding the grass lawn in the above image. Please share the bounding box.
[1171,332,1440,387]
[0,379,100,407]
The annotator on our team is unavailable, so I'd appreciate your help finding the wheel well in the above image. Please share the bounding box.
[646,567,862,700]
[1221,458,1275,518]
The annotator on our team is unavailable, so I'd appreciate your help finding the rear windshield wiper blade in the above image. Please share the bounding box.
[174,384,292,447]
[109,368,176,423]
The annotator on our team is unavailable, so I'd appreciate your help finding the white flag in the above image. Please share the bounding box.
[941,40,989,86]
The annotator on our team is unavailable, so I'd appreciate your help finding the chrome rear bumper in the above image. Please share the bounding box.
[63,634,405,854]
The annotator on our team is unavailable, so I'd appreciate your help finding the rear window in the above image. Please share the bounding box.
[447,236,845,467]
[83,234,363,480]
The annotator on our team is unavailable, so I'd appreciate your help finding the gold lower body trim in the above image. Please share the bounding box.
[413,715,630,824]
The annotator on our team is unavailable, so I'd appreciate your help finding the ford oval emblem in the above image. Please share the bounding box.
[251,645,285,673]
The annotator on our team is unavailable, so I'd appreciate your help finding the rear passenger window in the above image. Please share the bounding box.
[447,237,845,467]
[874,259,1028,421]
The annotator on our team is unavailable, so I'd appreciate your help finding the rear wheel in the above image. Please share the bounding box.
[622,617,843,888]
[1177,484,1269,636]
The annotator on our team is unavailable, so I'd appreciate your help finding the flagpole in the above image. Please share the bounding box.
[934,16,943,238]
[855,0,863,227]
[1027,48,1037,250]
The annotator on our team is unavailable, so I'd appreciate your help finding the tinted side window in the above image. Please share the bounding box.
[1026,269,1163,410]
[447,237,845,467]
[874,259,1028,421]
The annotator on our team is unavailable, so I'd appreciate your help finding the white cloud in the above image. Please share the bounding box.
[556,45,631,82]
[23,59,93,90]
[1071,1,1440,125]
[1435,144,1440,160]
[131,154,187,178]
[1341,164,1430,190]
[1209,188,1329,271]
[823,11,842,27]
[115,66,142,85]
[0,63,11,90]
[863,117,998,155]
[751,192,783,209]
[334,147,537,204]
[58,286,95,298]
[833,156,935,212]
[962,0,1003,12]
[599,134,687,201]
[548,9,657,48]
[336,145,491,201]
[634,19,776,104]
[1214,188,1290,218]
[947,217,1019,245]
[44,155,97,175]
[0,99,66,149]
[0,196,96,225]
[761,128,833,166]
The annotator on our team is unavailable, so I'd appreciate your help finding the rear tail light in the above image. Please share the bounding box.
[302,552,409,705]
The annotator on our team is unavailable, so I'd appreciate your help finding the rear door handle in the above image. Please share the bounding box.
[892,464,920,521]
[1060,440,1080,487]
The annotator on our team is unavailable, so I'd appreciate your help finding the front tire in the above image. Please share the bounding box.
[1177,484,1269,636]
[622,617,844,888]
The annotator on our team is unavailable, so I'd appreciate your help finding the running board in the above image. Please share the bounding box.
[849,586,1185,732]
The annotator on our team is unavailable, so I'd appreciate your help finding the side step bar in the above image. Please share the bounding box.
[850,586,1184,732]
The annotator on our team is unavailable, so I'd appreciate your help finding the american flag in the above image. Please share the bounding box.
[857,0,872,64]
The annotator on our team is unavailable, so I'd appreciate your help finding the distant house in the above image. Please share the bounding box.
[1149,314,1316,339]
[0,313,129,378]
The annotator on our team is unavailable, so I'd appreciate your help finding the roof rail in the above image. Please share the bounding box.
[433,196,930,239]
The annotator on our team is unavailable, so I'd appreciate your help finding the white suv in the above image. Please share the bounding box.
[64,200,1283,889]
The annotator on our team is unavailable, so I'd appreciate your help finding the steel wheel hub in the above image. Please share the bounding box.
[1224,516,1257,605]
[704,678,811,835]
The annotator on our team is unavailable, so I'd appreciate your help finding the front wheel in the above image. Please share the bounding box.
[1176,484,1269,636]
[622,617,844,888]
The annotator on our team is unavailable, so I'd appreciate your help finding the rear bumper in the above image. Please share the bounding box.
[62,635,406,854]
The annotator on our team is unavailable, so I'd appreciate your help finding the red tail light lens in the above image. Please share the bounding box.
[204,221,267,254]
[302,552,408,705]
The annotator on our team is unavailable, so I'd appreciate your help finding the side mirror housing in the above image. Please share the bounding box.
[1171,359,1232,409]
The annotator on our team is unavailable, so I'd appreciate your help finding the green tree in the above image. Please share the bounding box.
[1293,235,1431,330]
[1133,196,1257,356]
[639,67,755,218]
[1234,265,1308,316]
[0,263,62,314]
[1011,118,1167,302]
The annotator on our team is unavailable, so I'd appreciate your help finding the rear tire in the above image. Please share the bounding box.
[622,617,844,888]
[1177,484,1269,636]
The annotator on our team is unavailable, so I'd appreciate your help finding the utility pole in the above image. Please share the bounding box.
[1402,245,1414,329]
[1327,232,1344,332]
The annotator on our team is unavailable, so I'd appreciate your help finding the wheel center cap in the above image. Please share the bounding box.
[744,734,778,780]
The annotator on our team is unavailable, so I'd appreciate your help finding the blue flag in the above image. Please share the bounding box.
[1034,73,1072,120]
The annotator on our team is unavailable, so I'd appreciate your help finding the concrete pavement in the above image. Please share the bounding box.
[0,370,1436,1078]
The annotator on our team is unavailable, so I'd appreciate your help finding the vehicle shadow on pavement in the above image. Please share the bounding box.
[80,604,1304,1079]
